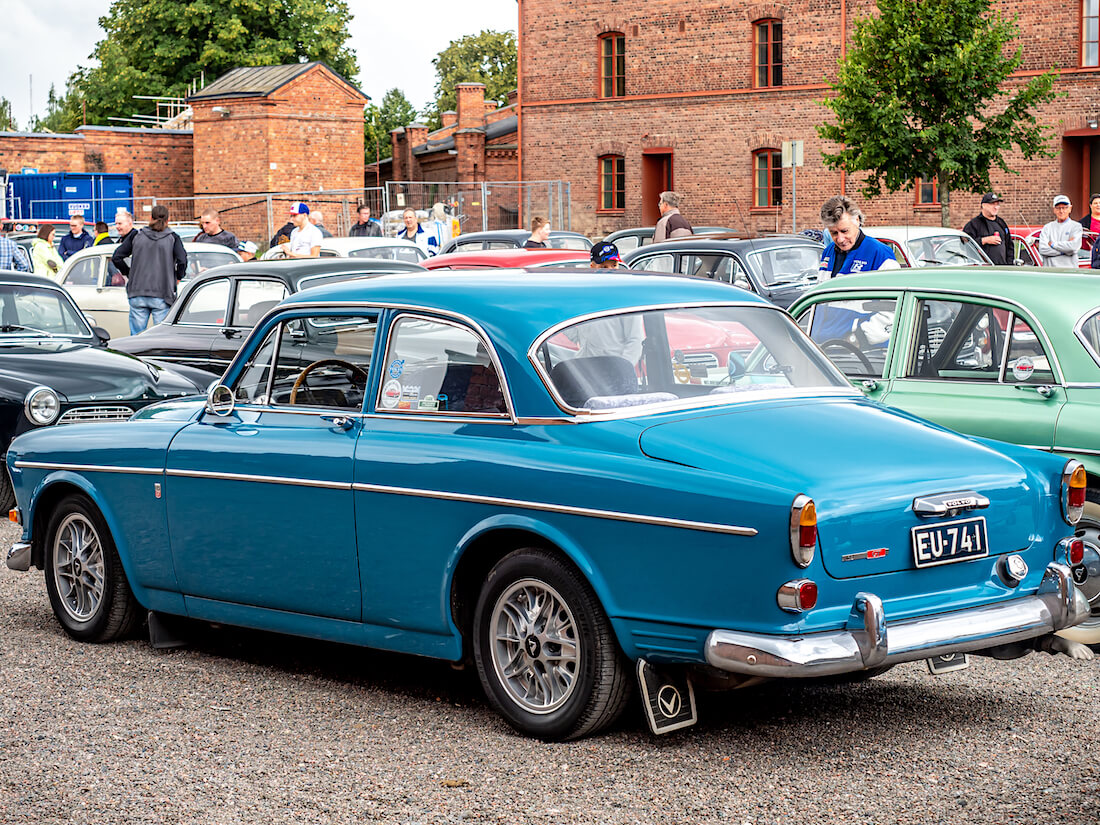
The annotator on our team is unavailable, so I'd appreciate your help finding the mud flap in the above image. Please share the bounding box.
[637,658,697,735]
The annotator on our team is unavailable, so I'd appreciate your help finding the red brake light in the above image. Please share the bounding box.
[1069,538,1085,566]
[798,580,818,610]
[777,579,818,613]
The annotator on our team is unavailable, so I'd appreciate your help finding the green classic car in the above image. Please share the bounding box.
[789,267,1100,647]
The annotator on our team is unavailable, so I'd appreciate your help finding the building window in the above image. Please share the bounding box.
[754,20,783,87]
[1085,0,1099,66]
[599,155,625,211]
[753,149,782,208]
[600,33,626,98]
[915,176,939,205]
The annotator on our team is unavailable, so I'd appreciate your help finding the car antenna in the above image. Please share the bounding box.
[730,197,753,246]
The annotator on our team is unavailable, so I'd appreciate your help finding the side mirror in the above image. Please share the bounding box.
[92,325,110,346]
[205,383,235,417]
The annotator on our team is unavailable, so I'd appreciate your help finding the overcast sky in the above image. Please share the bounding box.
[1,0,518,127]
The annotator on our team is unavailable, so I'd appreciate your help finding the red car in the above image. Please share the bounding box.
[1008,224,1096,267]
[424,248,592,270]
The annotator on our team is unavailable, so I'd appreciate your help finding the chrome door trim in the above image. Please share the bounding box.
[351,481,759,536]
[164,468,351,490]
[13,460,162,475]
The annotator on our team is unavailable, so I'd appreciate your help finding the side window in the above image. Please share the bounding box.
[235,314,378,410]
[455,241,485,252]
[907,300,1001,380]
[679,254,732,282]
[233,280,290,327]
[63,257,102,287]
[378,316,507,416]
[1004,315,1056,384]
[615,236,640,253]
[188,251,237,278]
[806,298,897,379]
[631,254,675,273]
[177,279,231,325]
[880,239,907,266]
[1077,308,1100,366]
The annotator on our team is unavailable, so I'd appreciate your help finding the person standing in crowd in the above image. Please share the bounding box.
[112,204,186,335]
[31,225,63,277]
[396,208,432,254]
[1038,195,1082,268]
[0,222,31,272]
[653,191,694,242]
[279,202,323,258]
[1079,193,1100,232]
[59,214,94,260]
[589,241,622,269]
[193,210,239,249]
[309,210,333,238]
[237,240,258,262]
[818,195,899,276]
[114,210,135,241]
[349,204,383,237]
[524,216,551,248]
[92,221,112,245]
[425,203,455,251]
[962,193,1014,266]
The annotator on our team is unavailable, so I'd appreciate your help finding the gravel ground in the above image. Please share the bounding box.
[1,518,1097,825]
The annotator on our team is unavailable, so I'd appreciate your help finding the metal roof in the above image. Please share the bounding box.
[187,62,368,102]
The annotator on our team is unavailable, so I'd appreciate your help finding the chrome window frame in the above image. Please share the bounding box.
[172,277,233,328]
[1073,304,1100,370]
[375,311,512,420]
[527,300,856,418]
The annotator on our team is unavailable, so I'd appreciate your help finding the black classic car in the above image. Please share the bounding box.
[603,225,736,254]
[623,235,827,309]
[437,229,593,255]
[111,258,428,376]
[0,271,207,509]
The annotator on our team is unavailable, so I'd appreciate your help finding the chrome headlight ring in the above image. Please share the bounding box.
[24,386,60,426]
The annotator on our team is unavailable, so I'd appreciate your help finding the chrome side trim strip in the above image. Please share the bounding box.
[351,481,758,536]
[1053,445,1100,457]
[13,460,162,475]
[165,469,351,490]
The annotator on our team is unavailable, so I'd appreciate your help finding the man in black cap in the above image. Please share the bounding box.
[590,241,622,269]
[962,193,1014,265]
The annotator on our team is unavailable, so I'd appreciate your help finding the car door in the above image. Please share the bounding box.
[880,295,1064,449]
[143,277,233,371]
[60,254,121,335]
[165,309,380,621]
[208,277,290,369]
[795,292,902,403]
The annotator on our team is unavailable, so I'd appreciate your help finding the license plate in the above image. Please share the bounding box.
[911,516,989,568]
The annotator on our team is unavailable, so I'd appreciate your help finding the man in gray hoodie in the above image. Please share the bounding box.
[112,204,187,335]
[1038,195,1082,268]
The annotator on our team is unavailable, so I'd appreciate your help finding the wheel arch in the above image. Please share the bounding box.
[448,515,619,658]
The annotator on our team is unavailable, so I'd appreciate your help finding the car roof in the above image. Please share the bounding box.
[625,234,822,257]
[0,269,71,288]
[870,226,972,240]
[181,256,428,289]
[319,237,422,251]
[65,241,242,259]
[423,248,589,269]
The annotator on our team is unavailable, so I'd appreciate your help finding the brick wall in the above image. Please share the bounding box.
[0,133,86,176]
[520,0,1100,237]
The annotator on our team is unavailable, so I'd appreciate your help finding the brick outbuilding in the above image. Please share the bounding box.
[518,0,1100,236]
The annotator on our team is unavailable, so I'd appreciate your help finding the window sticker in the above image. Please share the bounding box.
[398,385,421,410]
[388,359,405,379]
[380,378,402,409]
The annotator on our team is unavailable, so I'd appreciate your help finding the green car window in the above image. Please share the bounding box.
[1077,309,1100,368]
[804,298,896,380]
[1004,315,1055,384]
[908,300,1002,380]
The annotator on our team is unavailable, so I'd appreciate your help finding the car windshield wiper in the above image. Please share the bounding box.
[0,324,56,337]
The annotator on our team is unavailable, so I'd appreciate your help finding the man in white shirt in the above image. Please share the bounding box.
[1038,195,1082,267]
[280,202,322,258]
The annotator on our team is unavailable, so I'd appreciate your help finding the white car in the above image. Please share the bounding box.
[870,225,993,267]
[260,236,427,263]
[57,242,242,340]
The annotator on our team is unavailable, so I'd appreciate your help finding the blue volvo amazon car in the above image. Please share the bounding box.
[5,270,1095,740]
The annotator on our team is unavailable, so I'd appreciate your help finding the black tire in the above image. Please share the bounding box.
[0,464,15,515]
[44,495,139,642]
[473,548,632,740]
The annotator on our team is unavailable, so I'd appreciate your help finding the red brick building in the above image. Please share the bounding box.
[518,0,1100,236]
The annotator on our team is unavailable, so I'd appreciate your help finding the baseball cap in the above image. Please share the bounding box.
[289,201,310,215]
[980,192,1003,204]
[1053,194,1071,207]
[237,240,258,254]
[590,242,621,264]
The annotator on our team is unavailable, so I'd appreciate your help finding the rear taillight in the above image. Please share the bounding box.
[777,579,818,613]
[790,494,817,568]
[1062,460,1087,525]
[1068,538,1085,566]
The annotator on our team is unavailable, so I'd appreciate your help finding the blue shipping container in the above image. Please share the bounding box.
[7,172,133,223]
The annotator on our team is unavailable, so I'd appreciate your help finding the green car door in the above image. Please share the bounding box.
[878,294,1064,451]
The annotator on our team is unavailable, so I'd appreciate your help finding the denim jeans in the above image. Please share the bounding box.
[129,296,171,336]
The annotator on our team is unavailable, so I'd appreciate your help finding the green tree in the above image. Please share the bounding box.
[32,83,84,133]
[817,0,1059,226]
[66,0,358,126]
[364,88,419,163]
[424,29,516,128]
[0,98,16,132]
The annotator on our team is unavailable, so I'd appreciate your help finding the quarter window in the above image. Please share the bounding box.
[1085,0,1099,67]
[63,257,101,287]
[1077,308,1100,365]
[599,155,626,211]
[753,149,782,208]
[600,33,626,97]
[754,20,783,87]
[379,316,507,416]
[177,279,231,325]
[232,280,289,327]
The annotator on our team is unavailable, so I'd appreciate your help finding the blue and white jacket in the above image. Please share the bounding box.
[819,232,898,277]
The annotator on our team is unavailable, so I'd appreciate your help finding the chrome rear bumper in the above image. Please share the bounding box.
[705,563,1090,678]
[6,542,30,572]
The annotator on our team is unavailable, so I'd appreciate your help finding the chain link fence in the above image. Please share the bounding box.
[385,181,571,235]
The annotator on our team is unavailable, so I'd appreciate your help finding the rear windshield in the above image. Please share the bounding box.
[535,305,849,412]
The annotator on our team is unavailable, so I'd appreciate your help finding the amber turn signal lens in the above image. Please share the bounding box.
[790,495,817,568]
[7,509,16,523]
[1063,460,1088,525]
[799,501,817,548]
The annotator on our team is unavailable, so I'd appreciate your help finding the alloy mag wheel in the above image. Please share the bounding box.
[51,511,106,624]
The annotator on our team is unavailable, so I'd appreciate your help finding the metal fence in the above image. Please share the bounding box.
[385,181,571,234]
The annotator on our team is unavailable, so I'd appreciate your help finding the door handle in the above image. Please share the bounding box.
[320,415,355,430]
[221,327,241,339]
[861,379,878,391]
[1013,384,1055,398]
